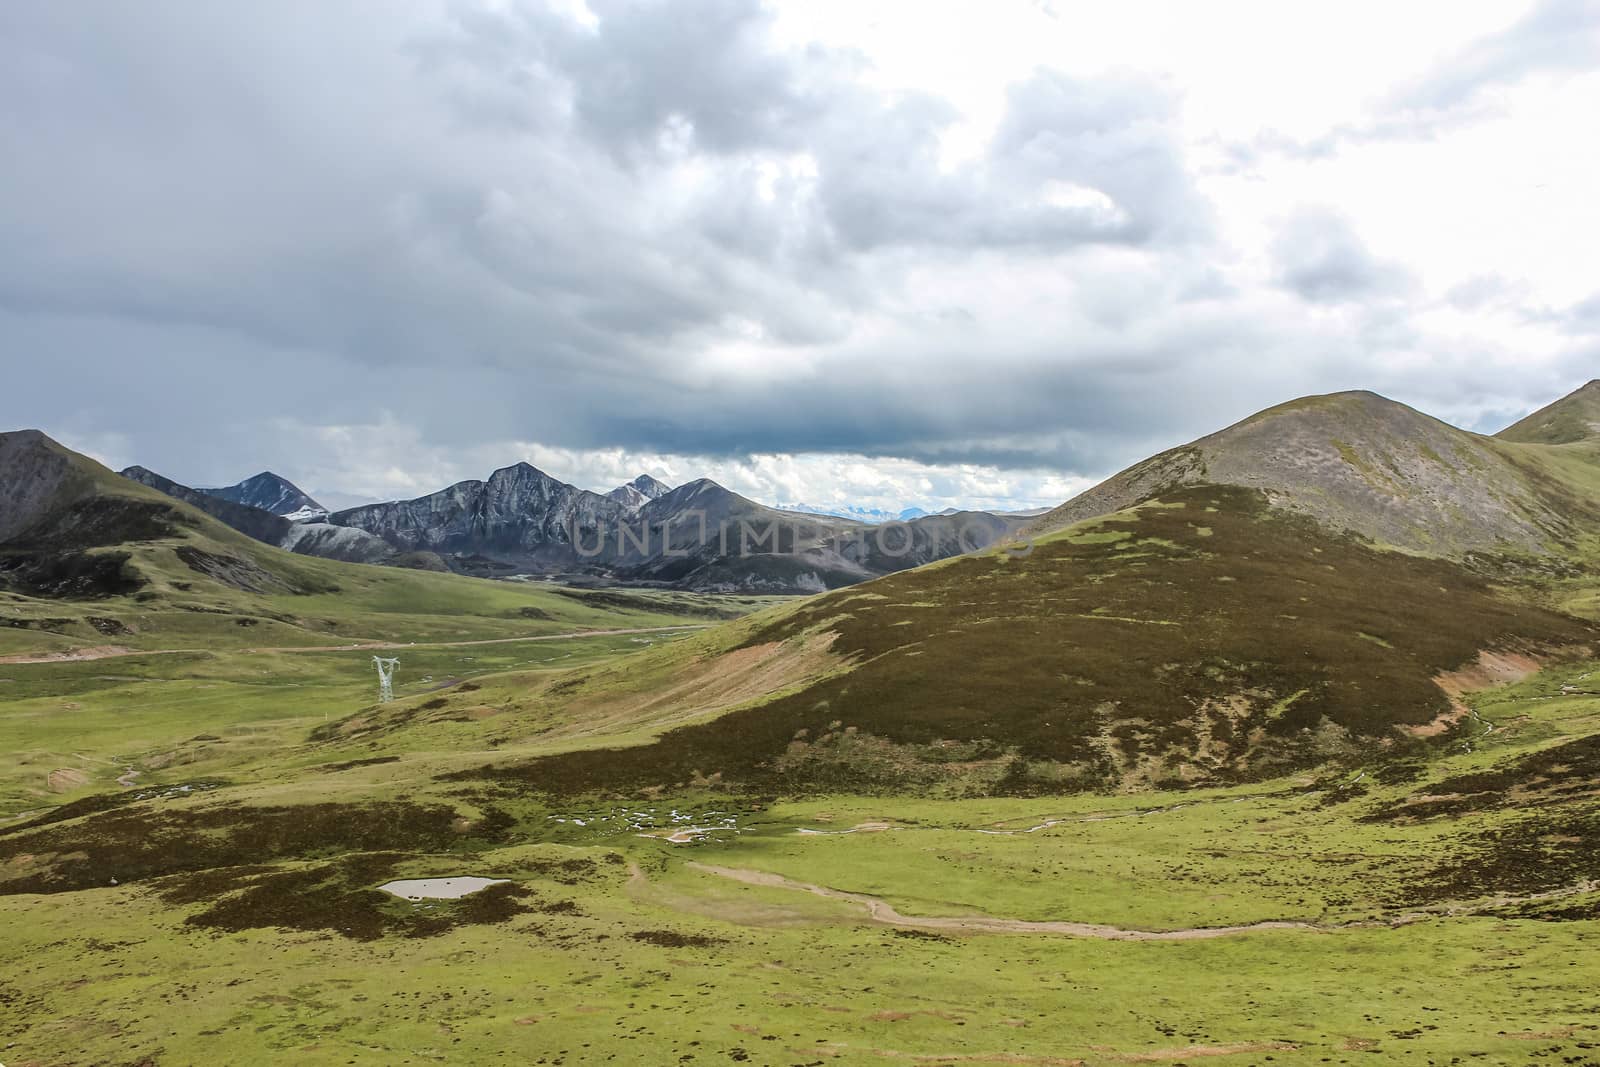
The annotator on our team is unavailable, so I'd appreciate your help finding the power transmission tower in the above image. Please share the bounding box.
[373,656,399,703]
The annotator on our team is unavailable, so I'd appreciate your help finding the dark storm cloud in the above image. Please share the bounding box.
[0,0,1221,481]
[0,0,1590,501]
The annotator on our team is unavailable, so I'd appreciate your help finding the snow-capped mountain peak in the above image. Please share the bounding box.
[198,471,326,520]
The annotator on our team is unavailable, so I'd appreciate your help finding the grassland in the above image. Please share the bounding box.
[7,438,1600,1063]
[471,486,1597,798]
[4,651,1600,1064]
[3,546,1600,1065]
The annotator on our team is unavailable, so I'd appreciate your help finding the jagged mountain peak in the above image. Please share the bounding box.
[606,474,672,511]
[199,471,324,519]
[627,474,673,499]
[485,461,553,484]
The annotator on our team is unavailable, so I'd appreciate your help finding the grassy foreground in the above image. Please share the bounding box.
[4,604,1600,1064]
[5,474,1600,1063]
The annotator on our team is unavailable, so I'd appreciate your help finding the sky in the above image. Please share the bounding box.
[2,0,1598,513]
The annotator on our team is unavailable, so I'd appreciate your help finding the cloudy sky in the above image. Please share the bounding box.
[3,1,1598,513]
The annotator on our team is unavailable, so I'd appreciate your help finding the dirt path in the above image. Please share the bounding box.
[686,862,1330,940]
[0,625,706,666]
[0,645,202,666]
[682,863,1600,941]
[237,625,706,655]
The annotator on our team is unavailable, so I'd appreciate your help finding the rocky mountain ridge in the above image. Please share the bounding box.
[122,466,399,566]
[198,471,326,520]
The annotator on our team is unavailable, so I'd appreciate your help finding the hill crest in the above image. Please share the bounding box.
[1025,387,1594,559]
[1496,379,1600,445]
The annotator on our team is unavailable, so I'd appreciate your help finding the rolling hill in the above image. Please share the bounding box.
[391,383,1600,797]
[1023,386,1600,563]
[7,390,1600,1066]
[1496,378,1600,445]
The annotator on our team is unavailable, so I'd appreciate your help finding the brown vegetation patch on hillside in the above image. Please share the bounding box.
[468,486,1594,796]
[0,801,512,895]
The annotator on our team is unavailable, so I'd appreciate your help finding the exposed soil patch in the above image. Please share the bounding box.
[44,768,90,792]
[1100,1042,1299,1061]
[1408,648,1550,738]
[516,631,846,750]
[0,644,150,665]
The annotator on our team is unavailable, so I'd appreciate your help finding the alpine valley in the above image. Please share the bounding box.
[4,381,1600,1066]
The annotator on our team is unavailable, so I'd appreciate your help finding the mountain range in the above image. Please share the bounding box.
[429,379,1600,795]
[196,471,328,521]
[4,380,1600,789]
[115,461,1031,593]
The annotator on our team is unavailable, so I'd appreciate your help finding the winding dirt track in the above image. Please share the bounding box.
[683,864,1600,942]
[686,862,1327,940]
[0,625,706,666]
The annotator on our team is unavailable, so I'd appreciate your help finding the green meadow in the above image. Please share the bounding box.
[5,476,1600,1065]
[4,581,1600,1064]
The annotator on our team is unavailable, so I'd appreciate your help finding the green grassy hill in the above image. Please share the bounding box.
[7,400,1600,1064]
[454,484,1595,796]
[1023,385,1600,563]
[1497,378,1600,445]
[0,430,753,658]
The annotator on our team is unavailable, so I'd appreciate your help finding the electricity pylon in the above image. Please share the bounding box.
[373,656,399,703]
